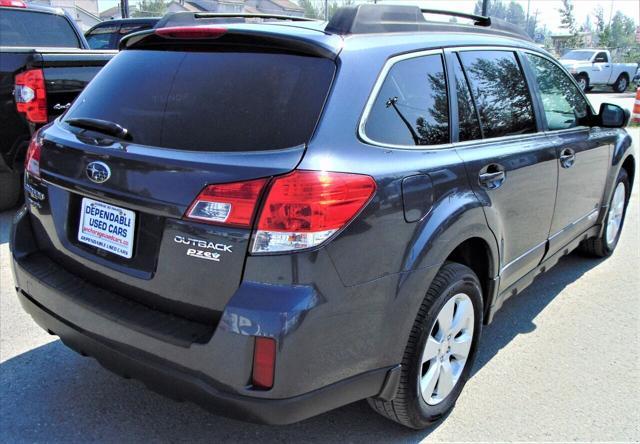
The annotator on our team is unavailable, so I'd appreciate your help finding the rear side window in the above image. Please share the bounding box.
[0,9,80,47]
[364,54,449,146]
[526,54,590,130]
[452,55,482,142]
[459,51,536,139]
[64,50,335,151]
[85,25,119,49]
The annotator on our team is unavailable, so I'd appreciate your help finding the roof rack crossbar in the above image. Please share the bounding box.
[419,9,491,27]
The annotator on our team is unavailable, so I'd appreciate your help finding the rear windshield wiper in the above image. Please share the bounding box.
[65,118,131,140]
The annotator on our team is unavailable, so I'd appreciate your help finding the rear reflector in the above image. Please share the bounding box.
[24,130,42,178]
[252,170,376,253]
[155,26,227,39]
[0,0,26,7]
[252,337,276,390]
[14,69,47,123]
[185,178,267,228]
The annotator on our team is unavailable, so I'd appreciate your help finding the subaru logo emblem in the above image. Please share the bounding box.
[86,161,111,184]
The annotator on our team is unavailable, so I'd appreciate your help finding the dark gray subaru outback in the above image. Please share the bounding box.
[10,5,635,429]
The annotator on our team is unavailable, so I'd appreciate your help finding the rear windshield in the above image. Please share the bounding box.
[64,50,336,151]
[0,9,80,48]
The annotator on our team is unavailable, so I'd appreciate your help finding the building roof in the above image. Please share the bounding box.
[268,0,303,12]
[99,5,120,19]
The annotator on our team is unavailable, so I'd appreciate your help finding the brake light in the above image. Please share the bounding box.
[0,0,27,7]
[155,26,227,39]
[24,131,42,178]
[15,69,47,123]
[252,170,376,253]
[252,337,276,389]
[185,178,267,227]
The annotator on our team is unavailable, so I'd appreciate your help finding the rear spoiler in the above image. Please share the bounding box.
[120,24,341,59]
[155,11,318,28]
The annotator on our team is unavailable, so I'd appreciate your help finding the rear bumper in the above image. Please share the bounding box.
[10,206,397,424]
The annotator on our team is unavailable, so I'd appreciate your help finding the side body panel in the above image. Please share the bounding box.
[455,134,558,291]
[545,128,612,257]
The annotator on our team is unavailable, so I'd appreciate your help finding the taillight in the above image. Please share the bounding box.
[184,178,267,228]
[24,131,42,178]
[0,0,27,7]
[15,69,48,123]
[252,170,376,253]
[155,26,227,39]
[252,337,276,390]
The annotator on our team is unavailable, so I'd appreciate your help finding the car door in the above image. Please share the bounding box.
[452,49,558,291]
[590,51,611,84]
[524,52,611,257]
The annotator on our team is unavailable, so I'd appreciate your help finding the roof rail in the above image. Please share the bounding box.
[156,11,318,29]
[326,5,532,41]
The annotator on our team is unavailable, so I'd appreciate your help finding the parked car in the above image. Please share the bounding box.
[85,17,159,50]
[0,0,115,210]
[633,67,640,87]
[10,5,635,430]
[559,49,638,92]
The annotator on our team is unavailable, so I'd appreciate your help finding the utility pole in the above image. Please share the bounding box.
[324,0,328,20]
[481,0,489,16]
[120,0,129,18]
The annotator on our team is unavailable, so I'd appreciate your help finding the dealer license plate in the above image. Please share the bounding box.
[77,197,136,259]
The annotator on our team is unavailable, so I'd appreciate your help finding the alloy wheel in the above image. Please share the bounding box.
[420,293,475,405]
[618,78,628,92]
[606,182,626,247]
[578,78,587,91]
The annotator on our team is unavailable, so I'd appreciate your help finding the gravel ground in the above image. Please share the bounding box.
[0,93,638,443]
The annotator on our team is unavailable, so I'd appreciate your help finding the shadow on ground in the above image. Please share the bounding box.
[0,210,15,244]
[0,248,603,443]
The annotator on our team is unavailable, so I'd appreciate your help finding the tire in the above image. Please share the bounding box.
[580,168,630,257]
[368,262,483,429]
[576,74,589,92]
[0,169,21,211]
[613,74,629,93]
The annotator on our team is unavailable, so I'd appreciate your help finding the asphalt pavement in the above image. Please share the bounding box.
[0,92,638,443]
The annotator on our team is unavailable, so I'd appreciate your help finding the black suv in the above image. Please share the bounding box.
[10,5,635,429]
[84,17,159,49]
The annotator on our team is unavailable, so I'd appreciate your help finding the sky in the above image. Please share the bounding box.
[96,0,640,32]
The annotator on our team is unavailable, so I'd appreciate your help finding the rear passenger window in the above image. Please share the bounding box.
[85,25,118,49]
[459,51,536,139]
[526,54,590,130]
[364,54,449,146]
[0,9,80,48]
[452,55,482,142]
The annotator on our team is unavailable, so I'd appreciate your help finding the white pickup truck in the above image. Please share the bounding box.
[559,49,638,93]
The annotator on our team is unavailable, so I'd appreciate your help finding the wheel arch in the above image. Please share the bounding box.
[444,236,498,323]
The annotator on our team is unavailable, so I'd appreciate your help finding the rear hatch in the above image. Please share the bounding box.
[31,33,336,323]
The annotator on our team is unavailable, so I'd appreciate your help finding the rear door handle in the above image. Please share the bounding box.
[560,148,576,168]
[479,165,506,189]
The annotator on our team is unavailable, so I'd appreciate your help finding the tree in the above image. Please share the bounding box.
[593,7,605,33]
[298,0,321,19]
[131,0,167,17]
[558,0,582,48]
[593,9,639,61]
[505,1,525,30]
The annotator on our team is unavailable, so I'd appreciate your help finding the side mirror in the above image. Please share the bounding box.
[598,103,630,128]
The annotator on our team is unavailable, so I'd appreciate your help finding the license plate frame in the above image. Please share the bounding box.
[77,197,136,259]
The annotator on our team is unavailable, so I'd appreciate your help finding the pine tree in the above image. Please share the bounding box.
[558,0,582,49]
